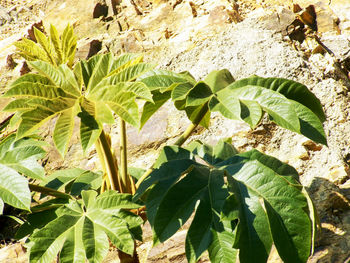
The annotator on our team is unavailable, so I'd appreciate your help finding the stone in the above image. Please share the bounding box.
[302,140,323,151]
[93,1,109,18]
[329,165,349,183]
[209,5,235,24]
[6,54,16,69]
[26,20,44,42]
[76,39,102,60]
[0,6,11,26]
[0,243,27,263]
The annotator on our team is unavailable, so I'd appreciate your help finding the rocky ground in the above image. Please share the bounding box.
[1,0,350,262]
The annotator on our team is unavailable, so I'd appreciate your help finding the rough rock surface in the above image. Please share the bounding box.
[1,0,350,262]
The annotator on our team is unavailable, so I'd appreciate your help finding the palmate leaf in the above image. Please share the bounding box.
[14,24,76,67]
[135,145,234,262]
[178,70,326,144]
[0,135,46,213]
[28,190,143,263]
[137,141,315,263]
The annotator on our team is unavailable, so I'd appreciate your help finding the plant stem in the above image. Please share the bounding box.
[174,102,209,146]
[119,118,133,193]
[136,103,209,188]
[96,129,120,191]
[29,184,74,200]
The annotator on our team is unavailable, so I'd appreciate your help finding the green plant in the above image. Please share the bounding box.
[1,26,327,263]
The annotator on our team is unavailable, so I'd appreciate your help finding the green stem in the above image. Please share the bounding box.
[174,102,209,146]
[96,129,120,191]
[29,184,74,200]
[136,103,209,188]
[119,118,132,193]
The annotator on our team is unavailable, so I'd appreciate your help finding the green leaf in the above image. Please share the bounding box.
[28,190,142,262]
[14,24,77,67]
[79,99,102,153]
[186,138,238,166]
[44,168,102,195]
[186,82,213,107]
[34,27,56,65]
[61,24,77,67]
[0,164,31,211]
[17,107,56,138]
[14,38,49,62]
[139,69,196,93]
[93,191,141,211]
[291,101,327,145]
[224,149,312,263]
[140,90,171,129]
[58,64,81,97]
[208,230,237,263]
[215,85,299,130]
[2,99,34,111]
[83,217,109,263]
[49,24,63,64]
[105,92,139,127]
[0,135,46,181]
[203,69,235,93]
[231,76,325,122]
[28,60,64,86]
[60,219,86,263]
[0,199,3,214]
[53,108,75,157]
[16,200,68,239]
[4,82,68,99]
[29,214,81,263]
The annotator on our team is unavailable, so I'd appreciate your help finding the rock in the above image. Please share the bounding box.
[93,1,109,18]
[0,6,11,26]
[26,20,44,42]
[302,140,323,151]
[0,243,27,263]
[6,54,16,69]
[87,39,103,58]
[76,39,103,60]
[209,5,237,24]
[110,0,123,15]
[329,165,349,184]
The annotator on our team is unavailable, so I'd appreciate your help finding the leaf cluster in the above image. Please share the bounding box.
[14,24,77,68]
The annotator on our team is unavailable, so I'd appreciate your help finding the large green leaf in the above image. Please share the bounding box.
[224,150,312,263]
[138,142,315,263]
[28,190,142,263]
[137,146,232,262]
[230,76,325,122]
